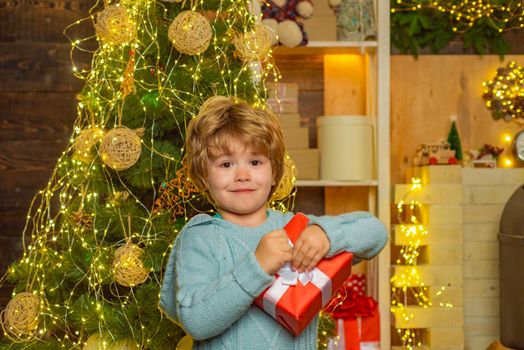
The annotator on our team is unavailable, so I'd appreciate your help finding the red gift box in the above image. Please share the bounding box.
[254,213,353,336]
[334,310,380,350]
[326,275,380,350]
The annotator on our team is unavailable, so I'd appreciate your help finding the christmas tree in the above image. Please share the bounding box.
[447,116,463,161]
[0,0,284,348]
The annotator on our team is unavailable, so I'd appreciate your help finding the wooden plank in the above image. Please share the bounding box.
[0,0,94,42]
[0,237,24,275]
[324,54,366,115]
[0,140,68,172]
[390,56,524,184]
[0,42,91,92]
[0,92,76,141]
[0,170,54,210]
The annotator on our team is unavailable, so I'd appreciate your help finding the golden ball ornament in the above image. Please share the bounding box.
[83,334,139,350]
[0,292,41,338]
[168,11,213,55]
[99,127,142,171]
[271,153,296,201]
[234,23,272,61]
[73,127,105,163]
[176,334,193,350]
[94,5,135,45]
[112,244,150,287]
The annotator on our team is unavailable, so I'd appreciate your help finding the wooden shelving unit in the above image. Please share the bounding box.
[273,1,391,347]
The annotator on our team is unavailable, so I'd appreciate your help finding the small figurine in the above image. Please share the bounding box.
[413,141,458,166]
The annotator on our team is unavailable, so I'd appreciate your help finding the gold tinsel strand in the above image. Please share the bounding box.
[271,152,297,201]
[168,11,213,55]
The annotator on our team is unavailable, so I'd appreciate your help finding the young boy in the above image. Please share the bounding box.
[159,95,387,349]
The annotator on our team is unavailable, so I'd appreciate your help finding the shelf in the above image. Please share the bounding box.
[273,41,378,56]
[295,179,378,187]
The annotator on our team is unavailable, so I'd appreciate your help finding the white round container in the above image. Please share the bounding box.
[317,116,374,181]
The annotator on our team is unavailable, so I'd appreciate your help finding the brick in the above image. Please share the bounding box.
[394,184,463,205]
[392,306,463,328]
[391,265,463,288]
[421,205,463,225]
[464,298,499,317]
[465,185,518,204]
[463,222,499,242]
[428,328,465,348]
[425,244,463,265]
[463,242,499,261]
[464,279,499,298]
[464,317,499,336]
[463,204,504,223]
[463,261,499,279]
[464,336,500,350]
[430,286,463,307]
[393,224,463,245]
[462,168,524,185]
[407,165,462,184]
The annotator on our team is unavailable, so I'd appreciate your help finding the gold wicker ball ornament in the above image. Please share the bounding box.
[83,334,139,350]
[99,127,142,170]
[112,244,150,287]
[271,153,297,201]
[94,5,135,45]
[234,23,272,61]
[0,292,41,338]
[168,11,213,55]
[73,127,105,163]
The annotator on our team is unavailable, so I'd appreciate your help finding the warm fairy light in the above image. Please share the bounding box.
[503,157,513,167]
[482,61,524,121]
[391,177,452,349]
[392,0,524,34]
[503,133,513,143]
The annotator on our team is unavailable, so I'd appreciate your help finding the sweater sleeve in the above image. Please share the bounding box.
[307,211,388,264]
[164,223,273,341]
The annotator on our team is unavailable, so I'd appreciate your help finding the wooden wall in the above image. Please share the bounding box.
[0,0,92,306]
[391,55,524,184]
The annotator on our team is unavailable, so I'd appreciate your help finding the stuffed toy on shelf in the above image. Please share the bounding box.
[261,0,314,47]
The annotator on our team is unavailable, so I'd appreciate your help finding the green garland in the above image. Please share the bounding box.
[391,0,523,56]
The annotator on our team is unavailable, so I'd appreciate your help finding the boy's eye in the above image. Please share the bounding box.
[220,161,232,168]
[250,160,262,166]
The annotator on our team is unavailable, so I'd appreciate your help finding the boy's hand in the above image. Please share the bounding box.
[255,229,293,275]
[291,225,330,273]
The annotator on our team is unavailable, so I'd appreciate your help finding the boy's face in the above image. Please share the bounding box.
[205,138,274,225]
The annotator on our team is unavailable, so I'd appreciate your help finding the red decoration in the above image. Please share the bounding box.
[254,213,353,336]
[325,275,380,350]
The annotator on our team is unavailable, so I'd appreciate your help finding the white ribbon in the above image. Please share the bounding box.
[262,264,332,319]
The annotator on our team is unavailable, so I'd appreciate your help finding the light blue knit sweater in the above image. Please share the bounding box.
[159,210,387,350]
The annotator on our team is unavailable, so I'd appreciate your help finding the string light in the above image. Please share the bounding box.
[392,0,524,33]
[391,177,452,349]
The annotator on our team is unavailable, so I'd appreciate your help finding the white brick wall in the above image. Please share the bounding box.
[462,168,524,350]
[393,167,524,349]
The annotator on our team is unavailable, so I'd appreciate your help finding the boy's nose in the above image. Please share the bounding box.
[235,167,251,182]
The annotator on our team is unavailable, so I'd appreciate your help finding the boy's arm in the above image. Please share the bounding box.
[307,212,388,263]
[160,225,273,341]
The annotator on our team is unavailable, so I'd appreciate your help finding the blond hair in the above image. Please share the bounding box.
[186,96,286,200]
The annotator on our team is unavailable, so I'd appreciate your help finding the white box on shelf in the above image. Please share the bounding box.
[317,116,374,181]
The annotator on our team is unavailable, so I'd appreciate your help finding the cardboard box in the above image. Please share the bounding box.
[268,98,298,114]
[288,148,320,180]
[283,127,309,149]
[277,113,301,128]
[266,82,299,99]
